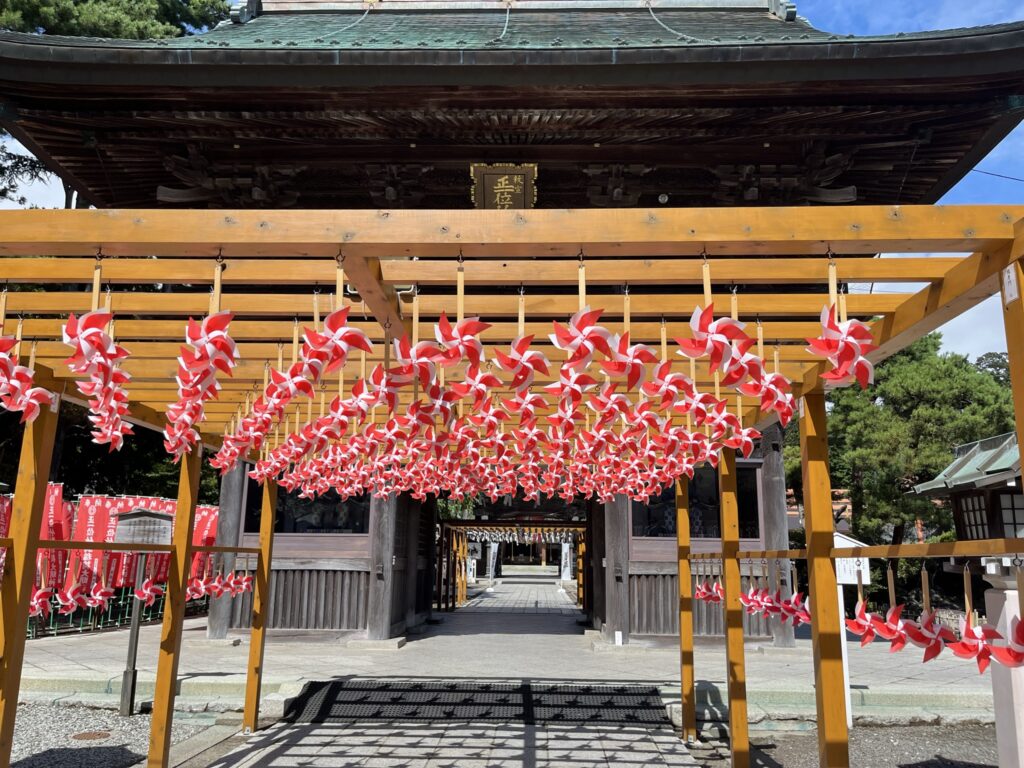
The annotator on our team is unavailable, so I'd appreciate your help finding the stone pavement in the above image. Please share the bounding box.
[17,571,996,731]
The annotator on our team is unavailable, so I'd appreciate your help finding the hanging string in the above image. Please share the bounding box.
[91,251,103,312]
[517,284,526,338]
[827,247,838,308]
[497,2,511,39]
[623,283,631,335]
[964,563,974,629]
[886,561,897,609]
[921,561,932,615]
[660,316,668,363]
[855,560,864,605]
[839,283,849,325]
[0,287,7,331]
[210,253,224,315]
[334,6,370,35]
[578,250,587,312]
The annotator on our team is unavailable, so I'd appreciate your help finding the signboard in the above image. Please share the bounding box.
[470,163,537,210]
[114,508,174,548]
[833,532,871,585]
[1003,264,1020,308]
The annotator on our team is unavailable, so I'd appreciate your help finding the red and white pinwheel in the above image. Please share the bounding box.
[436,312,490,367]
[845,600,880,646]
[0,335,53,423]
[550,307,613,371]
[675,305,752,374]
[56,583,89,615]
[28,586,53,618]
[63,310,133,451]
[495,335,550,395]
[601,334,657,391]
[903,611,956,663]
[86,582,115,613]
[870,605,909,652]
[806,305,877,389]
[779,592,812,629]
[990,617,1024,668]
[948,619,1002,674]
[133,578,165,608]
[165,311,239,459]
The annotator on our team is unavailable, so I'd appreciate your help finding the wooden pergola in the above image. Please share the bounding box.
[0,204,1022,768]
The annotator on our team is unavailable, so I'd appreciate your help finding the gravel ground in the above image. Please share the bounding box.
[11,703,209,768]
[690,724,998,767]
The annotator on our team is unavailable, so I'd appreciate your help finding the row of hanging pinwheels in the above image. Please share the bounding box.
[0,298,875,506]
[691,569,1024,672]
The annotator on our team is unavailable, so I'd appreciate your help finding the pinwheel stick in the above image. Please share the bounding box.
[964,564,974,629]
[886,561,897,609]
[921,562,932,615]
[1016,562,1024,623]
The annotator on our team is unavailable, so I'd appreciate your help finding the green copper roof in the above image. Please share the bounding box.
[914,432,1021,496]
[0,7,920,52]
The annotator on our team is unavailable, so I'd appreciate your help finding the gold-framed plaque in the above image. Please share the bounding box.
[470,163,538,210]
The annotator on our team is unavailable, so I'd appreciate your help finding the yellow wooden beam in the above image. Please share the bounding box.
[243,480,277,734]
[380,257,963,286]
[718,449,750,767]
[146,447,201,767]
[0,206,1018,257]
[799,391,850,768]
[675,478,698,744]
[1002,233,1024,465]
[0,404,59,768]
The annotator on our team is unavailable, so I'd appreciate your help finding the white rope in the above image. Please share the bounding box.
[498,4,511,40]
[334,7,371,35]
[646,3,716,45]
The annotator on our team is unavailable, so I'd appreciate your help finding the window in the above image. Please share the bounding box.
[955,492,988,540]
[998,492,1024,539]
[630,465,761,539]
[244,477,370,534]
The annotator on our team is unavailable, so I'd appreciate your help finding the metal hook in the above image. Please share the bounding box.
[336,247,345,266]
[730,283,738,295]
[623,282,630,297]
[457,249,465,265]
[577,249,585,264]
[216,247,225,265]
[519,282,525,296]
[95,247,105,262]
[701,247,708,263]
[827,244,836,265]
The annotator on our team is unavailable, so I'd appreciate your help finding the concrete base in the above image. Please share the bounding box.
[985,587,1024,768]
[345,636,407,651]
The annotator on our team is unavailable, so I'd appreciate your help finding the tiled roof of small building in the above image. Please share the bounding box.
[914,432,1021,495]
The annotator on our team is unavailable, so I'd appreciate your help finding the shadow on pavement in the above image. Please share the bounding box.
[282,676,672,726]
[12,744,142,768]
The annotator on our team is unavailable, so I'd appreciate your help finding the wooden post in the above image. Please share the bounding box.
[800,391,851,768]
[435,523,445,612]
[761,422,795,647]
[242,479,277,733]
[0,405,59,768]
[147,446,202,768]
[404,498,422,631]
[1001,259,1024,456]
[718,449,750,767]
[675,478,698,743]
[207,460,247,640]
[602,495,630,645]
[367,492,398,640]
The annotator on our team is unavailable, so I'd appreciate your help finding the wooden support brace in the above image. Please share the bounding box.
[718,449,750,768]
[0,403,59,768]
[146,447,202,768]
[675,478,698,743]
[799,391,850,768]
[243,480,277,733]
[1000,258,1024,461]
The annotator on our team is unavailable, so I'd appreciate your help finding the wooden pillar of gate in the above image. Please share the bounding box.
[367,492,398,640]
[147,446,202,768]
[718,449,750,767]
[800,390,851,768]
[602,494,630,644]
[242,479,277,733]
[1001,255,1024,460]
[0,405,59,768]
[435,524,445,612]
[675,477,698,743]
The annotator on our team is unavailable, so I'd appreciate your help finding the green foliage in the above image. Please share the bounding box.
[975,351,1009,387]
[437,494,479,520]
[0,0,228,38]
[825,334,1013,544]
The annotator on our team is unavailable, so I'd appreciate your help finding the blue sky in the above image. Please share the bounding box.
[3,0,1023,358]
